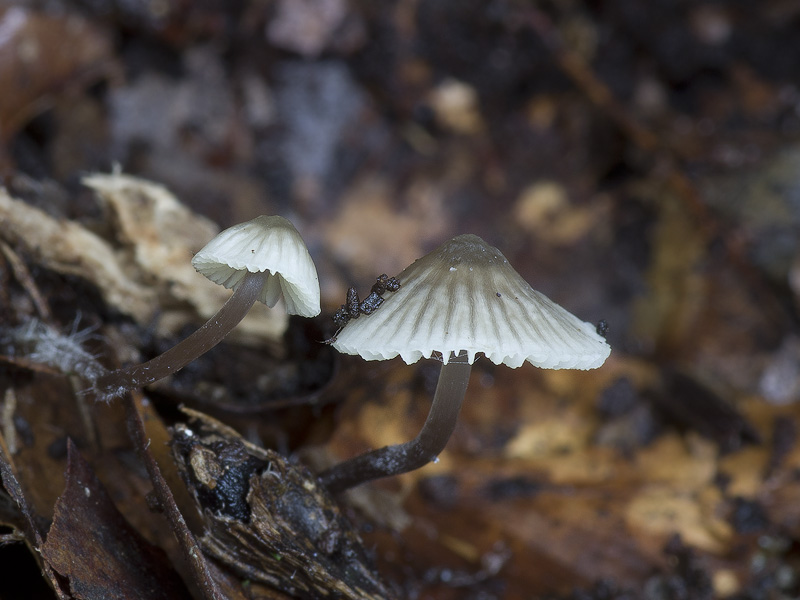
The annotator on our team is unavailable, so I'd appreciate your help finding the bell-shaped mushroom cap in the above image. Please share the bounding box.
[332,234,610,369]
[192,215,320,317]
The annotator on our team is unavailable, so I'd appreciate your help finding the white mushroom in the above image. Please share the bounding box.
[320,234,610,492]
[93,215,320,399]
[192,215,320,317]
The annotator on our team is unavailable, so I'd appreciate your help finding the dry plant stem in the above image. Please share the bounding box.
[93,270,268,396]
[321,351,472,493]
[69,375,99,452]
[124,395,223,600]
[0,240,53,322]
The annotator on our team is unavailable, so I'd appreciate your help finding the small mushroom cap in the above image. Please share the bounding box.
[332,234,610,369]
[192,215,320,317]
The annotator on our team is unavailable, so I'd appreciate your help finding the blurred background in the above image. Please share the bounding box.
[1,1,800,598]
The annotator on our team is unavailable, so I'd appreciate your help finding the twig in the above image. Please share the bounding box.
[123,394,224,600]
[1,389,17,455]
[0,241,52,323]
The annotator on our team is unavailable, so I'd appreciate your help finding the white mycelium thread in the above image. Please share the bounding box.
[192,215,320,317]
[333,234,611,369]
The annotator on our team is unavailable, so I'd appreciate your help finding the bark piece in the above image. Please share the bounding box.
[171,410,391,599]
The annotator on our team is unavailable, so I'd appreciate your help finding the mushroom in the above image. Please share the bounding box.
[92,215,320,399]
[319,234,610,492]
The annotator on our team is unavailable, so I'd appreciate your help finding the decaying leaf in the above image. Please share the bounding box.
[41,440,189,600]
[0,427,68,599]
[170,409,391,600]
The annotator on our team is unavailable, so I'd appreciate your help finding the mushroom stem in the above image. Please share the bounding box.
[320,350,472,493]
[92,271,269,399]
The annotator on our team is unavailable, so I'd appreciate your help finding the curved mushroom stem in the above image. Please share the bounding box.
[320,350,472,493]
[92,271,268,400]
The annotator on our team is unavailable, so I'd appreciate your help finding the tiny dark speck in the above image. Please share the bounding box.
[47,436,69,459]
[484,476,542,500]
[730,497,769,533]
[496,292,502,298]
[596,319,608,338]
